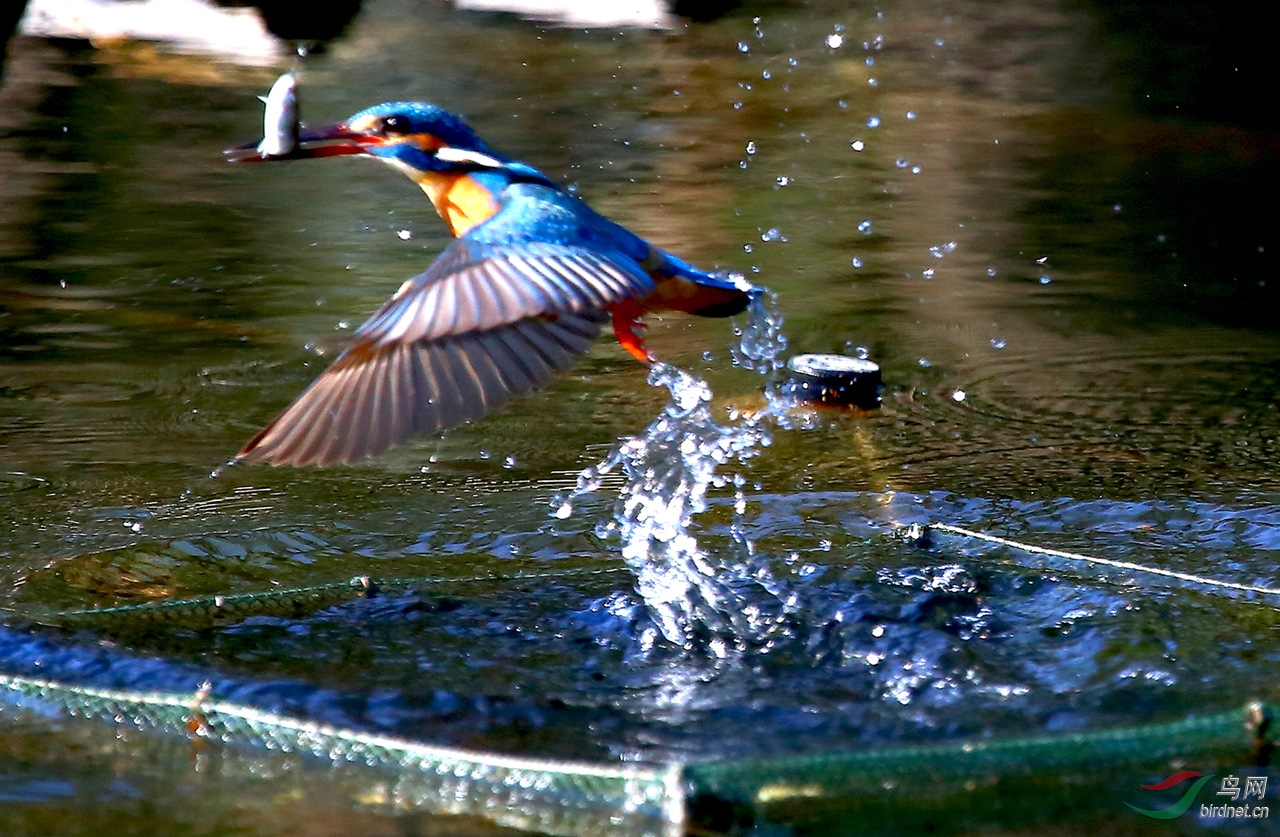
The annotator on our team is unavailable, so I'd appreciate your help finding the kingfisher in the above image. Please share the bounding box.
[227,101,757,466]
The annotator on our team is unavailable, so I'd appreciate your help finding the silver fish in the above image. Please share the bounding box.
[256,72,299,158]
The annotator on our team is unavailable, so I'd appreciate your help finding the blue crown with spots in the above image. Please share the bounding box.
[349,101,492,152]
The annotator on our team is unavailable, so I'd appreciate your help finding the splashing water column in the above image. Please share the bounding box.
[556,296,794,650]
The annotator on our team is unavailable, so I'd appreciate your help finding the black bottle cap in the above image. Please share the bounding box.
[780,354,883,409]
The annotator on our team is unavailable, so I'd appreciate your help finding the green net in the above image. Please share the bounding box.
[1,671,1272,835]
[30,566,629,633]
[3,528,1277,834]
[687,701,1272,805]
[0,672,684,837]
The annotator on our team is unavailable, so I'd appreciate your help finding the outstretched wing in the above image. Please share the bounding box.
[358,239,653,344]
[238,234,655,467]
[238,311,605,466]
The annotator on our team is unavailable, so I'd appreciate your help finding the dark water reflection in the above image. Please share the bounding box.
[1,1,1277,834]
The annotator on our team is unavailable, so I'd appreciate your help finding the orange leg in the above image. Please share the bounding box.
[609,301,654,364]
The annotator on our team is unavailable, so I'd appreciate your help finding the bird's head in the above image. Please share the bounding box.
[228,100,523,176]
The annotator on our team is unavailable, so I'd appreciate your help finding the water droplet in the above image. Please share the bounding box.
[990,337,1006,349]
[702,350,714,361]
[775,175,791,187]
[858,220,873,234]
[502,455,516,469]
[397,229,412,240]
[895,158,909,168]
[1113,203,1123,212]
[987,267,997,276]
[762,69,772,80]
[826,33,844,48]
[1039,275,1052,285]
[851,256,863,268]
[745,140,757,155]
[851,139,865,151]
[868,78,878,87]
[788,57,798,67]
[922,268,935,279]
[838,99,848,109]
[479,449,491,460]
[554,502,573,520]
[929,241,957,258]
[738,41,750,52]
[951,389,967,402]
[743,243,753,253]
[918,357,932,368]
[910,165,922,174]
[760,228,786,242]
[905,110,917,120]
[866,116,881,128]
[935,38,945,46]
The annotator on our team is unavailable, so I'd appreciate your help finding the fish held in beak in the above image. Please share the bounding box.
[225,72,370,163]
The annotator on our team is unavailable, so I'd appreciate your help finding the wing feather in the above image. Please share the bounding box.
[238,311,607,466]
[355,238,652,346]
[239,188,657,466]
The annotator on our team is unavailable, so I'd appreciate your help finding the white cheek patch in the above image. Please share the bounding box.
[435,147,504,169]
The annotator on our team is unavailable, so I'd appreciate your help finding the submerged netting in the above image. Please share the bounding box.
[29,566,630,633]
[3,518,1277,835]
[4,288,1277,833]
[0,670,1271,834]
[0,671,683,837]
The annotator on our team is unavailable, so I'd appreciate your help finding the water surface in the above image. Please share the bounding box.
[1,1,1277,834]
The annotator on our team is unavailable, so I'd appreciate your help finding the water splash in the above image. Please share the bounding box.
[731,291,789,378]
[555,296,794,651]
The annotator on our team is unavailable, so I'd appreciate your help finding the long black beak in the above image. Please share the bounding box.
[224,123,373,163]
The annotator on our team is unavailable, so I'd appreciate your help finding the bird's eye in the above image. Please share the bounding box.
[380,115,410,135]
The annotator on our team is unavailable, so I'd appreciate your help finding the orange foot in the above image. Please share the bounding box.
[610,301,654,364]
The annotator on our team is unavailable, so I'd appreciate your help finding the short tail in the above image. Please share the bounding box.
[658,252,760,318]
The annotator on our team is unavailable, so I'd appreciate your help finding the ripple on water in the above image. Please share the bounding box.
[6,309,1279,769]
[879,341,1280,494]
[5,486,1279,764]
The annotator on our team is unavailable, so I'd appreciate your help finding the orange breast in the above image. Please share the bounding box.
[415,173,500,237]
